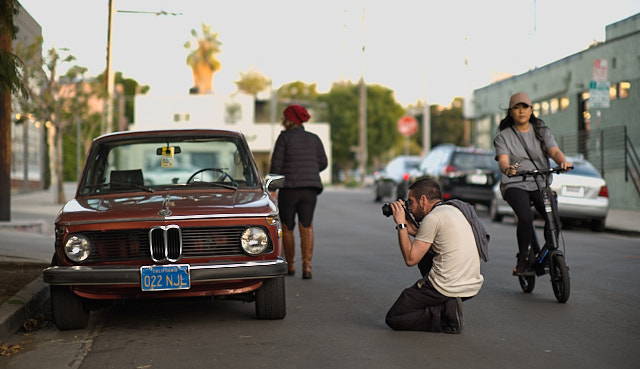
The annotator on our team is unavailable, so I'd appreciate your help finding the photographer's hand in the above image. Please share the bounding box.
[391,200,406,225]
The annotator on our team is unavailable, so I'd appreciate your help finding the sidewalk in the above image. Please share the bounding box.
[0,183,75,341]
[1,185,638,340]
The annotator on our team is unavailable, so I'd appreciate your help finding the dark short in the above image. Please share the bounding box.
[278,187,319,229]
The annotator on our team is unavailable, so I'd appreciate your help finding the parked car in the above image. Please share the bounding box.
[418,144,500,206]
[374,155,422,202]
[43,129,288,330]
[489,155,609,231]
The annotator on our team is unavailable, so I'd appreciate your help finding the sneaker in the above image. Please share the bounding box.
[444,297,463,334]
[513,259,535,276]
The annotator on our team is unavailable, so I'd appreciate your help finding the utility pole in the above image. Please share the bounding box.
[358,2,367,184]
[422,58,431,156]
[104,3,181,134]
[104,0,114,134]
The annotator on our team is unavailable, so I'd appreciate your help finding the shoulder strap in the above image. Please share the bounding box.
[510,126,540,171]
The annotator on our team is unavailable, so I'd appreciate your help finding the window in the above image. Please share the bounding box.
[549,99,559,114]
[541,101,550,116]
[609,85,617,100]
[560,97,570,111]
[619,82,630,99]
[533,103,540,117]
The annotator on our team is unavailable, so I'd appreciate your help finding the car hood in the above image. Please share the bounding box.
[58,189,275,224]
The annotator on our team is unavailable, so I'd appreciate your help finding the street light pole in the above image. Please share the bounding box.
[104,0,115,134]
[104,3,181,135]
[358,3,367,184]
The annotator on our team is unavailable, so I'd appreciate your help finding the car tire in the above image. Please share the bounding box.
[255,276,286,320]
[51,285,90,330]
[489,197,503,223]
[590,218,606,232]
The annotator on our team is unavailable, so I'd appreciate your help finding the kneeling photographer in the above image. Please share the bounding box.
[384,177,487,334]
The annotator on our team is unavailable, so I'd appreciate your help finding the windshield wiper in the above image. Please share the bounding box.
[85,182,155,193]
[187,181,238,190]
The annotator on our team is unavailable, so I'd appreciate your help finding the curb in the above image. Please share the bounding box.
[0,276,49,342]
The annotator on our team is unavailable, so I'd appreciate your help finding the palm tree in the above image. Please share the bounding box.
[184,23,222,94]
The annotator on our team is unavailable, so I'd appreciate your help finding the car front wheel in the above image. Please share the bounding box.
[51,285,90,330]
[255,276,286,320]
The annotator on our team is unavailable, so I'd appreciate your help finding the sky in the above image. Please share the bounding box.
[17,0,640,107]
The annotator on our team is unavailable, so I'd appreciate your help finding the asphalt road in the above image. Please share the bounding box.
[1,187,639,369]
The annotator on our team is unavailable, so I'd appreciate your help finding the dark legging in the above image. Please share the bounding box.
[503,187,555,257]
[278,187,319,230]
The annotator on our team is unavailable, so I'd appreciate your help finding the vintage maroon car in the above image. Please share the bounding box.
[43,129,287,330]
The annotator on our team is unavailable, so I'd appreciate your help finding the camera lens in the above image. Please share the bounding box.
[381,203,392,217]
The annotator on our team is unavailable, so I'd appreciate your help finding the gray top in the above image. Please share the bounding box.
[493,124,558,195]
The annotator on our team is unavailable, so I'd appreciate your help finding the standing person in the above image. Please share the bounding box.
[270,104,328,279]
[493,92,571,276]
[386,177,485,333]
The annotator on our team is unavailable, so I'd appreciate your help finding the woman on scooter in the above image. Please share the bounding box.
[493,92,572,276]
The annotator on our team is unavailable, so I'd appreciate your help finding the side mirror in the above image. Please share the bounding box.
[265,174,285,191]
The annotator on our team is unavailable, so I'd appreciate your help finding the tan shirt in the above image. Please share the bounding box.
[415,205,484,297]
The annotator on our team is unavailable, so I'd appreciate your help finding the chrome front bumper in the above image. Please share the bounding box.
[44,259,288,285]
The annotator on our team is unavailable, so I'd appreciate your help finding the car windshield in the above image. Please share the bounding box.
[79,135,260,195]
[386,157,420,177]
[451,152,498,171]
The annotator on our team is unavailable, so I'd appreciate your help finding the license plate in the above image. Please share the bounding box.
[468,173,487,185]
[561,185,584,197]
[140,264,190,291]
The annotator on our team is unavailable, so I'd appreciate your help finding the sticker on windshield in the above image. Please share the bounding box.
[161,147,175,168]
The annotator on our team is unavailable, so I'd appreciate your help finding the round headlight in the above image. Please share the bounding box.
[64,234,91,262]
[240,227,269,255]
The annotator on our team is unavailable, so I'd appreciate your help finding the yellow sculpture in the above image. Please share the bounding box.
[184,23,222,94]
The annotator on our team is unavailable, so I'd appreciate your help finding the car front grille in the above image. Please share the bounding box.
[80,226,270,263]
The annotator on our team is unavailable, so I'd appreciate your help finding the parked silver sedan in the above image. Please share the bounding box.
[374,155,422,202]
[489,156,609,231]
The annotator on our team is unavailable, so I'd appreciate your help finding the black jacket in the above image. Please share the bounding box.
[270,126,328,192]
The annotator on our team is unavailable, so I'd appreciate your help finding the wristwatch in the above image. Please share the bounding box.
[395,223,408,230]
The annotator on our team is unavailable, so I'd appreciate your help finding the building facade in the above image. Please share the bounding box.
[470,13,640,210]
[11,4,45,192]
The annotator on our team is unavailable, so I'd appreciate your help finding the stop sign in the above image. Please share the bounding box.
[397,116,418,137]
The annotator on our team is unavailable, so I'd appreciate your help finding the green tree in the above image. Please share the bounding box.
[275,81,325,121]
[96,71,150,129]
[278,81,319,101]
[414,97,465,148]
[184,23,222,94]
[15,38,93,203]
[234,69,271,97]
[319,81,405,178]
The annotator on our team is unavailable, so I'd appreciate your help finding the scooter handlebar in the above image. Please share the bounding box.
[507,165,573,178]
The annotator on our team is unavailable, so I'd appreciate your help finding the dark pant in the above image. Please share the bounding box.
[385,279,459,332]
[386,252,461,332]
[278,188,319,230]
[503,187,557,257]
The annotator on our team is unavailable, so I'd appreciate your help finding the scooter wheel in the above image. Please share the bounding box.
[518,275,536,293]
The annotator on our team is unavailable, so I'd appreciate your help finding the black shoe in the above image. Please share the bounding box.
[513,259,535,276]
[444,297,463,334]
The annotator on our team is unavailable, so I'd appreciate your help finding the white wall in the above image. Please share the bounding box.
[132,94,332,183]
